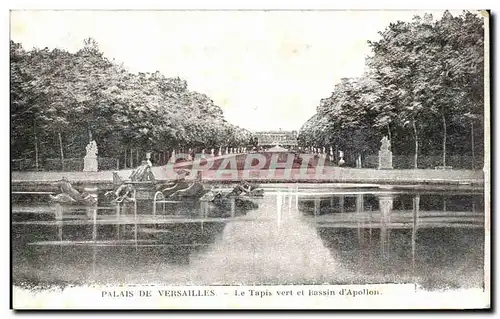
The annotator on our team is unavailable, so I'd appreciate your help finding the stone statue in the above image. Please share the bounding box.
[86,140,98,158]
[211,148,215,156]
[380,136,391,152]
[338,150,345,166]
[378,136,393,169]
[129,160,155,182]
[50,177,97,205]
[83,140,98,172]
[146,152,152,166]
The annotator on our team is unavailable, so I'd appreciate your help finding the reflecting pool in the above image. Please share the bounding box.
[12,184,484,290]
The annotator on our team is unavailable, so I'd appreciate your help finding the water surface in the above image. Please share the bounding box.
[12,184,485,290]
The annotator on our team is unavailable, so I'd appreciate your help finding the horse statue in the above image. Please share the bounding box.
[49,177,97,205]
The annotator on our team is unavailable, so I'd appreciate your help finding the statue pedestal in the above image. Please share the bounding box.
[378,150,393,169]
[84,156,98,172]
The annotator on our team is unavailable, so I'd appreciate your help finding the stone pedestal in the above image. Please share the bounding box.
[84,156,98,172]
[378,151,393,169]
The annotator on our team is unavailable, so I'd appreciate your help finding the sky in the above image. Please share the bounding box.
[10,10,459,132]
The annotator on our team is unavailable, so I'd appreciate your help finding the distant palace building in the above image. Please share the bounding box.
[253,130,298,148]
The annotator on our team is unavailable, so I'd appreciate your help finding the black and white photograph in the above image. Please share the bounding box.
[9,8,490,309]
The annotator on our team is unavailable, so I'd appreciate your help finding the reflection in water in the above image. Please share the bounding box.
[12,184,484,289]
[379,194,392,256]
[188,192,341,285]
[301,190,484,289]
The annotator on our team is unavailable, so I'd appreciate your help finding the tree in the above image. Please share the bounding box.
[367,11,484,168]
[299,11,485,169]
[11,38,251,169]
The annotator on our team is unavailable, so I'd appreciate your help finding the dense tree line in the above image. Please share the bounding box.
[298,11,485,168]
[11,38,252,168]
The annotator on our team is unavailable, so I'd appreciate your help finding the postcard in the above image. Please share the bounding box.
[10,8,490,310]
